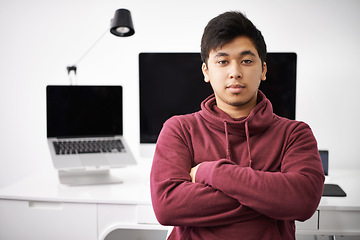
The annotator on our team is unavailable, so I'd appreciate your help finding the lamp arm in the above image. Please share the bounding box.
[67,27,110,75]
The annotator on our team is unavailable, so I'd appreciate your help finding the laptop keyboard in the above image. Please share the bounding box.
[53,139,125,155]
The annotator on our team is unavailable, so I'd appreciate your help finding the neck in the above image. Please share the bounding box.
[217,104,255,119]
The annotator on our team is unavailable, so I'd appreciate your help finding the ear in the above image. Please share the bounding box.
[261,62,267,81]
[202,63,210,83]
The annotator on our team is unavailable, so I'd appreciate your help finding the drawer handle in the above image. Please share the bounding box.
[28,201,63,210]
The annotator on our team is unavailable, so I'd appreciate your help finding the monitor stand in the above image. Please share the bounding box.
[58,168,123,186]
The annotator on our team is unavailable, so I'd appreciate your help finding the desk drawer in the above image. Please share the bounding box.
[97,203,159,226]
[319,210,360,232]
[0,199,97,240]
[295,211,319,230]
[137,204,159,224]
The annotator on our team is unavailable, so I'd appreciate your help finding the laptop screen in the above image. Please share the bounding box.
[47,85,123,138]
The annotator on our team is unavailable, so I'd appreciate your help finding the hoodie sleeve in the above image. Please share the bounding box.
[150,117,262,227]
[195,122,325,221]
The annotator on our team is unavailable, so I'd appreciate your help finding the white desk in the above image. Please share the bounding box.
[0,165,169,240]
[0,166,359,239]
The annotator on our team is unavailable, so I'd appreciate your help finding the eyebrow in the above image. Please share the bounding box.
[240,50,256,57]
[214,50,256,58]
[214,52,229,58]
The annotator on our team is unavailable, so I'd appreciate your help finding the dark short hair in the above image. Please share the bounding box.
[201,11,267,65]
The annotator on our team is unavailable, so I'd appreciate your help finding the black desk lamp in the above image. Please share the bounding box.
[67,8,135,83]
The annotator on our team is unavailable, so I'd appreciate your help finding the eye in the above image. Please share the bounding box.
[218,60,228,65]
[242,59,253,64]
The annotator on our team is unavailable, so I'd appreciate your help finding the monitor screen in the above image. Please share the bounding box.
[260,53,297,120]
[139,52,296,144]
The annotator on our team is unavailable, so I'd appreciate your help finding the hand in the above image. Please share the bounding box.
[190,164,201,183]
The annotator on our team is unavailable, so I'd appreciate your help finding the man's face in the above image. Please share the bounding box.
[202,36,267,118]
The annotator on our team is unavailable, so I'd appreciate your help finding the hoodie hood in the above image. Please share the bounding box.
[198,90,275,166]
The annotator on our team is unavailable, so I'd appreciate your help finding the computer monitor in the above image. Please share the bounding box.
[139,52,297,156]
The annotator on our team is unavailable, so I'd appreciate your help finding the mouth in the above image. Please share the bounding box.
[226,83,245,94]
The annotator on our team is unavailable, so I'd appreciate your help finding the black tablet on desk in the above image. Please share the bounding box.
[323,183,347,197]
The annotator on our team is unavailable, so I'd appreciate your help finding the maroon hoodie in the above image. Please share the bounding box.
[150,91,324,240]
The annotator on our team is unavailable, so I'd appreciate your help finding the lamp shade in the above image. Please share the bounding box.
[110,9,135,37]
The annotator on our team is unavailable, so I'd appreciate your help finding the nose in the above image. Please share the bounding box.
[229,62,242,79]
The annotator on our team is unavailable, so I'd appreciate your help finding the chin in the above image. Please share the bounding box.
[228,101,248,107]
[228,94,256,107]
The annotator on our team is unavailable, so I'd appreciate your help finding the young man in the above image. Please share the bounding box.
[150,11,324,240]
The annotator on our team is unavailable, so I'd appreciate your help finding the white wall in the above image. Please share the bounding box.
[1,0,359,188]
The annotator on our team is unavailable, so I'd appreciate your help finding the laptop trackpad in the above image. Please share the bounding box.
[80,154,108,167]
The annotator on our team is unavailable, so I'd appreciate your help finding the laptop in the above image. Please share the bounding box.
[319,150,346,197]
[46,85,136,185]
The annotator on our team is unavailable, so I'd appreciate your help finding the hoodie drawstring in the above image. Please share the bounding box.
[223,120,253,168]
[224,121,231,160]
[245,121,252,168]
